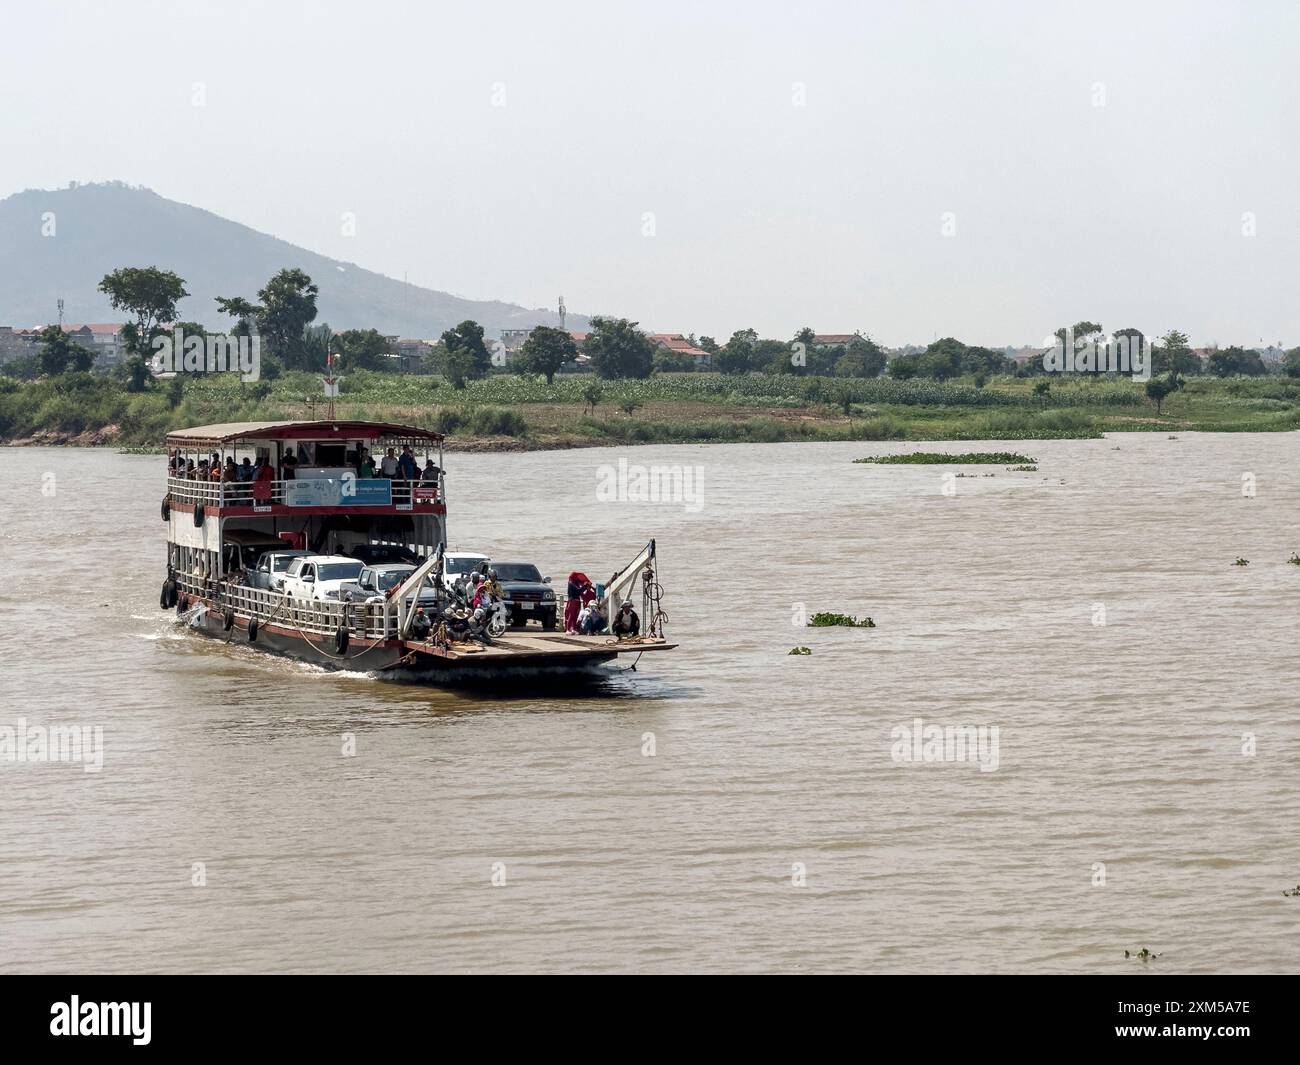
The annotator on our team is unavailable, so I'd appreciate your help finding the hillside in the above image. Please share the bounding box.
[0,182,587,339]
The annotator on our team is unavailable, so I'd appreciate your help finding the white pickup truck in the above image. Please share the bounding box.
[441,551,490,595]
[340,563,440,608]
[279,555,365,602]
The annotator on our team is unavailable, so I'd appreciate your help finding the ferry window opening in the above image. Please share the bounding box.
[315,443,346,467]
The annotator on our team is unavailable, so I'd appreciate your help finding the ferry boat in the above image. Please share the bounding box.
[159,420,675,680]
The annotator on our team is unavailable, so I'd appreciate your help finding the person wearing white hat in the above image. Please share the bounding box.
[612,599,640,637]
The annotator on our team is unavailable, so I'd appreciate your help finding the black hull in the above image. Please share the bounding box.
[188,602,406,670]
[179,604,622,683]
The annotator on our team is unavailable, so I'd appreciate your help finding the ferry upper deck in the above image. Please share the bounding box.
[164,420,446,518]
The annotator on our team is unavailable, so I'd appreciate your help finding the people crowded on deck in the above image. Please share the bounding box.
[472,575,494,611]
[612,600,641,638]
[238,458,255,481]
[410,607,432,640]
[565,571,592,633]
[470,574,499,631]
[578,598,605,635]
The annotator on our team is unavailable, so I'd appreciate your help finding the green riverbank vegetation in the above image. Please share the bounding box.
[4,266,1300,449]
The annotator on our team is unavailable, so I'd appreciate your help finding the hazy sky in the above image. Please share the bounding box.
[2,0,1297,347]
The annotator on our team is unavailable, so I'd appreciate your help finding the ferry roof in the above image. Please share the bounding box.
[166,420,445,447]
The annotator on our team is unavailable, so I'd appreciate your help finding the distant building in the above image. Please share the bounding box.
[0,322,126,368]
[812,333,861,348]
[0,326,37,365]
[649,333,710,367]
[501,327,590,356]
[56,324,127,366]
[390,337,434,372]
[500,328,531,355]
[374,340,439,379]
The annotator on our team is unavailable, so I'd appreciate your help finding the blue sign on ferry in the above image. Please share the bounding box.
[284,477,392,507]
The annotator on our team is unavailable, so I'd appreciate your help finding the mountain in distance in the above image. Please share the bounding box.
[0,182,587,339]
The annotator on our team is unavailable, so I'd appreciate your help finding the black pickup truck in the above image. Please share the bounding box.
[493,561,558,629]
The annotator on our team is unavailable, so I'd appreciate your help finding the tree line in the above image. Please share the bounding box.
[6,266,1299,387]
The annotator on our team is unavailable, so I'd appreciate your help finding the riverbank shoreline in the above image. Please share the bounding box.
[4,371,1299,451]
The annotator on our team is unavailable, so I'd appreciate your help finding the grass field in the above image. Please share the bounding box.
[4,369,1300,448]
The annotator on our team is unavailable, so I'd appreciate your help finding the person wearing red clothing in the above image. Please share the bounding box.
[565,570,591,634]
[251,458,275,502]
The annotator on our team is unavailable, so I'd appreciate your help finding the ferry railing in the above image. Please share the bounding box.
[166,477,224,505]
[166,476,440,509]
[174,571,401,640]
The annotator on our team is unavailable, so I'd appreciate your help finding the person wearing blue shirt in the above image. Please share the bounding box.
[397,446,418,481]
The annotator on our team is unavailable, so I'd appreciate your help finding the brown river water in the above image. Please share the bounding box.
[1,434,1298,974]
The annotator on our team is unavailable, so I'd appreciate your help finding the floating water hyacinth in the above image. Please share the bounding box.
[854,451,1036,465]
[807,613,875,628]
[788,646,812,656]
[1233,557,1250,566]
[1124,948,1162,961]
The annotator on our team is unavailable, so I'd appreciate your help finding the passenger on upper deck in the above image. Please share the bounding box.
[398,446,418,481]
[380,448,400,478]
[359,451,377,478]
[238,458,254,482]
[422,459,440,482]
[281,454,298,480]
[252,457,275,502]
